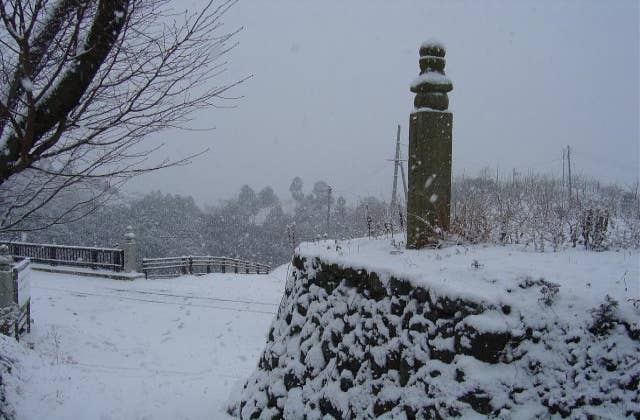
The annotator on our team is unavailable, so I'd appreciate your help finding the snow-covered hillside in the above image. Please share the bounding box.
[0,268,288,420]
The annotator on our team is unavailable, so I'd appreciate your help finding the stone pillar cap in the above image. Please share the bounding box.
[411,39,453,111]
[125,225,136,240]
[0,245,11,270]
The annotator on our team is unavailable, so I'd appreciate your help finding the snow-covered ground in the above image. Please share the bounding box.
[2,240,639,419]
[297,238,640,325]
[2,265,289,420]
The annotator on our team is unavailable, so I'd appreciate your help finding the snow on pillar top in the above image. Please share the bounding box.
[410,40,453,111]
[125,225,136,241]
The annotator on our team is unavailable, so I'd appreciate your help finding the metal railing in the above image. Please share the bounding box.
[1,241,124,272]
[142,256,270,279]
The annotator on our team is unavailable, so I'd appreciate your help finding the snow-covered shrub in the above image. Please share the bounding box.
[451,173,639,251]
[589,295,619,336]
[0,337,18,420]
[539,281,560,306]
[0,305,18,338]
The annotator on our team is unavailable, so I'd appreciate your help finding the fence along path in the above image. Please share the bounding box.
[2,241,124,271]
[142,256,270,279]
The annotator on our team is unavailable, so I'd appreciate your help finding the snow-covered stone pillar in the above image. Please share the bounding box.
[406,41,453,249]
[123,226,137,273]
[0,245,13,307]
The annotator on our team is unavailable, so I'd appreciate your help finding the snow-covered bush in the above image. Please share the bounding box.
[451,173,639,251]
[589,295,619,336]
[0,305,18,338]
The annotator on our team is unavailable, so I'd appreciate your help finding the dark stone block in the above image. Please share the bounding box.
[368,272,387,301]
[403,405,418,420]
[411,287,430,304]
[459,389,493,415]
[296,303,307,317]
[289,324,301,336]
[399,357,412,386]
[292,255,305,271]
[390,277,413,296]
[340,376,353,392]
[391,299,406,316]
[386,349,401,372]
[430,348,455,364]
[382,316,397,337]
[319,397,343,419]
[321,340,334,362]
[409,318,429,333]
[373,398,399,417]
[456,326,511,364]
[283,372,301,390]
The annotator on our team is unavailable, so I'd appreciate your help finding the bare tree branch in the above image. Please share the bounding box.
[0,0,245,233]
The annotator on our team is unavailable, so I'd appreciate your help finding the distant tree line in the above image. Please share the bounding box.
[3,172,638,268]
[11,177,389,267]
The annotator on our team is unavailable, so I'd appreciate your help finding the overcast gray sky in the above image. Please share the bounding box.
[127,0,639,206]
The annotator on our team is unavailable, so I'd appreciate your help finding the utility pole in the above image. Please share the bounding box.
[567,145,572,208]
[400,162,408,203]
[390,125,402,211]
[326,186,332,236]
[562,148,565,187]
[388,124,408,208]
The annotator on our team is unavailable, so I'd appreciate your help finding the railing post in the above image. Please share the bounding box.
[221,259,226,273]
[114,251,122,272]
[91,249,98,270]
[181,257,187,275]
[123,226,137,273]
[50,246,57,266]
[188,256,193,275]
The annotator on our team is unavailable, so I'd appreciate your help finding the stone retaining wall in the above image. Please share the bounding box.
[230,253,640,419]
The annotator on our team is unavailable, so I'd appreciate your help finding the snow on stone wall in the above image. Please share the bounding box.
[230,241,639,419]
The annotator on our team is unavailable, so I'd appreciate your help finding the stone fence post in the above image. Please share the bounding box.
[0,245,14,308]
[123,226,137,273]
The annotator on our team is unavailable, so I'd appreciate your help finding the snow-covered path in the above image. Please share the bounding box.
[12,267,288,420]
